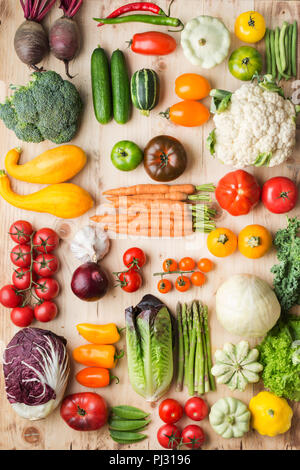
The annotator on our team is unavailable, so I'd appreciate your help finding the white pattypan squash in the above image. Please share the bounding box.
[209,397,250,438]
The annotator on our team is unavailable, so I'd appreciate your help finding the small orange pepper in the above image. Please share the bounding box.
[76,367,119,388]
[76,323,120,344]
[73,344,121,369]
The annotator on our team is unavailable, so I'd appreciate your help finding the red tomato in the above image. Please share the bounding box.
[184,397,209,421]
[11,306,34,327]
[157,423,181,449]
[60,392,108,431]
[12,267,32,290]
[123,247,146,270]
[34,301,58,322]
[33,253,59,277]
[130,31,176,55]
[197,258,214,273]
[35,277,60,301]
[118,269,142,293]
[0,285,23,308]
[33,228,59,253]
[261,177,298,214]
[9,220,33,244]
[215,170,261,216]
[181,424,205,449]
[179,257,195,271]
[10,244,31,268]
[159,399,183,424]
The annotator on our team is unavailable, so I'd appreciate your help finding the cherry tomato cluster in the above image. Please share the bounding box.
[157,397,209,450]
[0,220,60,327]
[113,247,146,293]
[154,257,214,294]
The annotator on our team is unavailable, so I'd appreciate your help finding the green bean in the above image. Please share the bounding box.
[265,28,272,75]
[279,21,289,72]
[270,29,277,79]
[111,406,149,420]
[292,21,298,77]
[288,24,293,77]
[285,25,290,75]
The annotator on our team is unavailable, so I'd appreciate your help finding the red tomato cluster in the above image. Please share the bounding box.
[157,397,208,450]
[0,220,60,327]
[114,247,146,293]
[156,257,214,294]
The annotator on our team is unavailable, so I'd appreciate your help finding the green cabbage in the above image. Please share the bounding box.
[125,295,173,402]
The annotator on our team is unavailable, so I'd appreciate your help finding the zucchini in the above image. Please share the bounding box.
[131,68,160,116]
[91,46,112,124]
[111,49,131,124]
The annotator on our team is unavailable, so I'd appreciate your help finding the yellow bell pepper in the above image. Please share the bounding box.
[249,391,293,437]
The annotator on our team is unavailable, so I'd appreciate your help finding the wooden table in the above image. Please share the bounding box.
[0,0,299,451]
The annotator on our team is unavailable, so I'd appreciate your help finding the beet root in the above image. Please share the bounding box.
[14,20,49,70]
[49,17,80,79]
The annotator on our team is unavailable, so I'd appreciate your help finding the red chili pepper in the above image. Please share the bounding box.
[97,2,167,27]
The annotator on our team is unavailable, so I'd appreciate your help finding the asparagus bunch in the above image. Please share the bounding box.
[176,301,216,395]
[265,21,297,82]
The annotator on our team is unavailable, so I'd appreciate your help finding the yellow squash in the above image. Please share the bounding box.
[5,146,87,184]
[249,391,293,437]
[0,170,94,219]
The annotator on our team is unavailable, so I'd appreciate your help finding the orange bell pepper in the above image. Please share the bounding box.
[76,323,120,344]
[76,367,119,388]
[73,344,121,369]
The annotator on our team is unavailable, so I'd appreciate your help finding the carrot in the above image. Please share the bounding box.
[102,223,193,238]
[92,212,191,225]
[103,184,195,197]
[107,198,187,209]
[106,192,188,201]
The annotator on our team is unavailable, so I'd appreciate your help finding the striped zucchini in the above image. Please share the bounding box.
[131,69,160,116]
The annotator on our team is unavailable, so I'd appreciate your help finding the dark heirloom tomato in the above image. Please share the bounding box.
[143,135,187,182]
[60,392,108,431]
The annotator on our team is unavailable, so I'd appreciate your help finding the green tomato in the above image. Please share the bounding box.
[228,46,263,81]
[111,140,143,172]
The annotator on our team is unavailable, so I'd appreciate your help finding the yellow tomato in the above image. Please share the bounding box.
[207,228,237,258]
[235,11,266,43]
[238,224,272,259]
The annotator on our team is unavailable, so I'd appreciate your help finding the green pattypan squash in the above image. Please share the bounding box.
[209,397,250,439]
[211,341,263,391]
[181,16,231,68]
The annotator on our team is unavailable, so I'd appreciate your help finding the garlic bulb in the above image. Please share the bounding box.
[71,226,110,263]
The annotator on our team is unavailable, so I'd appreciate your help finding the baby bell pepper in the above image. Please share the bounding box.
[76,367,119,388]
[73,344,123,369]
[76,323,120,344]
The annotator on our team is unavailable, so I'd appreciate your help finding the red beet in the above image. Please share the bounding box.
[71,262,109,302]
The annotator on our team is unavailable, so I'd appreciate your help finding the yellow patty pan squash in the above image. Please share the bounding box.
[249,391,293,437]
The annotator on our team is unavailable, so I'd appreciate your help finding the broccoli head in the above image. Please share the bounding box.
[0,71,83,144]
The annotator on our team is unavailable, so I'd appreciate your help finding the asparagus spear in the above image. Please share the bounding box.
[195,301,205,394]
[199,304,210,393]
[176,303,184,391]
[181,303,189,386]
[187,303,197,396]
[203,305,216,391]
[193,302,200,392]
[186,303,193,345]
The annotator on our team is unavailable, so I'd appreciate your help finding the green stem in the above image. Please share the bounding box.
[195,184,216,192]
[188,194,212,201]
[176,303,184,392]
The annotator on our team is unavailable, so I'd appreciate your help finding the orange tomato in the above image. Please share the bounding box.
[179,257,195,271]
[157,278,172,294]
[73,344,117,369]
[175,73,211,100]
[76,367,114,388]
[207,228,238,258]
[238,224,272,259]
[168,101,210,127]
[191,271,206,286]
[163,258,178,272]
[197,258,214,272]
[175,275,191,292]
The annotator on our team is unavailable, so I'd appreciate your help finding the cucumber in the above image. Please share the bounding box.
[111,49,131,124]
[91,46,112,124]
[131,68,160,116]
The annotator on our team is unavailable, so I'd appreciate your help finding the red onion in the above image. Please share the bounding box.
[71,262,109,302]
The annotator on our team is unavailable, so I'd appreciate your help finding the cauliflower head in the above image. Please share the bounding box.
[210,82,296,168]
[0,71,82,144]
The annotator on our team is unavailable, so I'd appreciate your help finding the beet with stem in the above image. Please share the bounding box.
[49,0,83,78]
[14,0,56,70]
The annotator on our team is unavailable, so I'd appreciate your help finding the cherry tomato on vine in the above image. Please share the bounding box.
[33,228,59,253]
[181,424,205,449]
[157,279,172,294]
[163,258,178,273]
[157,423,181,449]
[9,220,33,244]
[34,301,58,322]
[184,397,209,421]
[12,267,32,290]
[159,399,183,424]
[118,269,142,293]
[35,277,60,301]
[179,257,195,271]
[11,306,34,327]
[197,258,214,273]
[10,244,31,268]
[191,271,206,287]
[175,275,191,292]
[0,285,23,308]
[33,253,59,277]
[123,247,146,270]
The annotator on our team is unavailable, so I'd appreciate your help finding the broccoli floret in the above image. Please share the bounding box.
[0,71,83,144]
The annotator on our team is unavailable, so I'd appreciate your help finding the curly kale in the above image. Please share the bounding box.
[271,217,300,314]
[0,71,82,144]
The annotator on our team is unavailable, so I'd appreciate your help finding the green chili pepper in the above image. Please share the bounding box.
[93,14,184,31]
